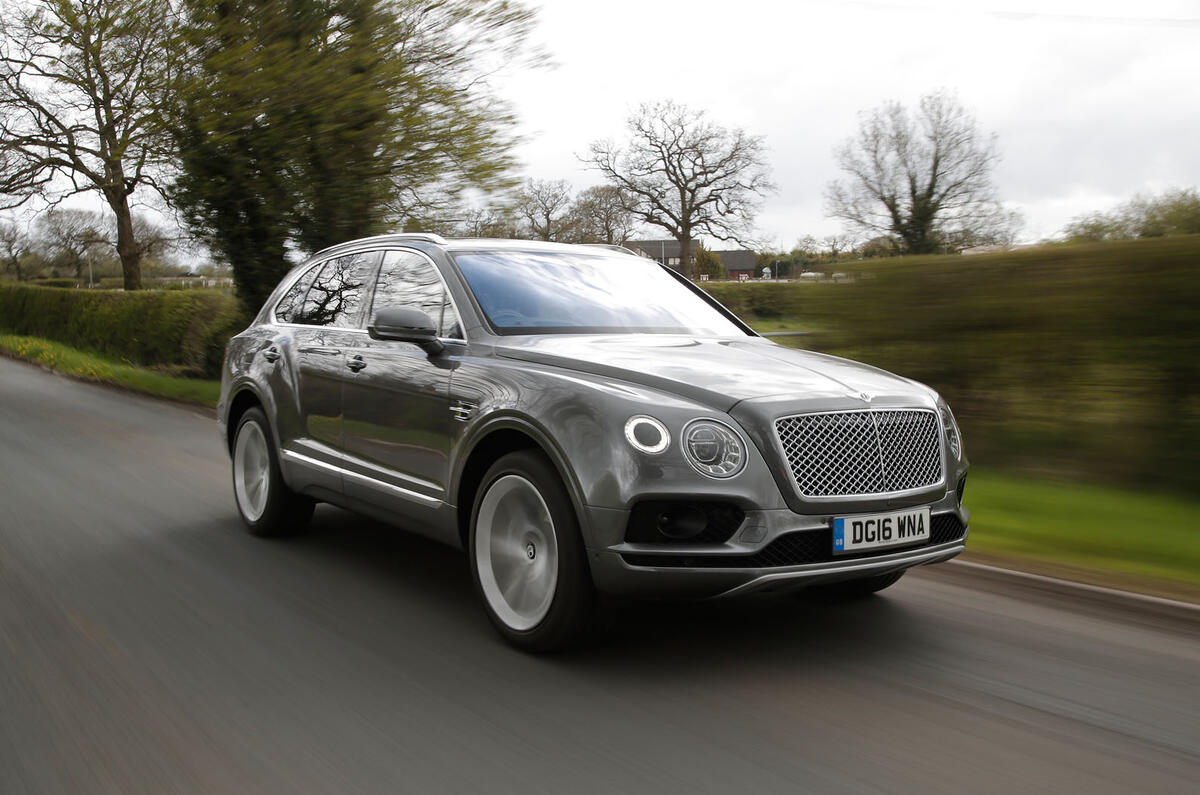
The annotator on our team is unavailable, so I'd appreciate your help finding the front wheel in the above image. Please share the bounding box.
[469,450,595,652]
[232,407,314,537]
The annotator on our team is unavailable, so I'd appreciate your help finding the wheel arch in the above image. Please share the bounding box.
[225,386,266,453]
[452,416,590,550]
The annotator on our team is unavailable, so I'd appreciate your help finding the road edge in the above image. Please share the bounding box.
[0,349,218,419]
[933,559,1200,621]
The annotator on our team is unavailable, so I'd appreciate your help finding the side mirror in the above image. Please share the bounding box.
[368,306,444,355]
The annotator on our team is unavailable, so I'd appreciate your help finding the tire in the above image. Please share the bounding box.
[808,570,905,599]
[231,407,314,537]
[468,450,595,652]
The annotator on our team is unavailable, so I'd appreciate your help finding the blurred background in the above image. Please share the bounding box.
[1,1,1198,790]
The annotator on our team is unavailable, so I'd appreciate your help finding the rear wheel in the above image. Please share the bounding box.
[469,450,594,652]
[808,570,905,599]
[232,407,313,537]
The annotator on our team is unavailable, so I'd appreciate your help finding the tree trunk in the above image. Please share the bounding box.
[109,193,142,290]
[677,227,693,279]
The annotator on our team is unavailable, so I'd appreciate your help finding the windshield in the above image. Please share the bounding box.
[452,250,748,336]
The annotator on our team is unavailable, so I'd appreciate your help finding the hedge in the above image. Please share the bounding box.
[0,284,246,378]
[704,235,1200,493]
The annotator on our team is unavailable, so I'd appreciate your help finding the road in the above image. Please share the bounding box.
[1,356,1197,793]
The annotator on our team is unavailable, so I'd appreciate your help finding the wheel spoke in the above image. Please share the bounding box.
[474,474,560,632]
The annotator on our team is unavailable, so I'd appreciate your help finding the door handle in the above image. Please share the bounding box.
[262,346,281,362]
[346,355,367,372]
[298,346,341,355]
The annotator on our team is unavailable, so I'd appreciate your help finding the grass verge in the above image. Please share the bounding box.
[964,469,1200,601]
[0,334,219,407]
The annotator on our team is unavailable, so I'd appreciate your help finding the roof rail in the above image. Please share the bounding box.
[307,232,449,261]
[580,243,641,256]
[381,232,448,244]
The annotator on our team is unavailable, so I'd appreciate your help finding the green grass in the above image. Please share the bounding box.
[965,469,1200,590]
[0,334,219,407]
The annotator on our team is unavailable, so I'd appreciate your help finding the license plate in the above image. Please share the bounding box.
[833,507,930,554]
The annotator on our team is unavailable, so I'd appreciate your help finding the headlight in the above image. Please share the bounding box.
[937,398,963,460]
[624,415,670,454]
[682,419,746,478]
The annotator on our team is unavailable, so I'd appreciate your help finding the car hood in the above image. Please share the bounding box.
[493,335,931,413]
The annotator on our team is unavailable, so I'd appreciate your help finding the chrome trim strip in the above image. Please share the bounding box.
[280,449,443,508]
[338,450,444,493]
[713,543,965,598]
[369,247,467,342]
[267,246,467,343]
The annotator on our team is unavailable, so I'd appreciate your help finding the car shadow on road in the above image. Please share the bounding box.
[278,505,945,678]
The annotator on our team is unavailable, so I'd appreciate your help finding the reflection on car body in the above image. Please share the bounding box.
[218,234,969,651]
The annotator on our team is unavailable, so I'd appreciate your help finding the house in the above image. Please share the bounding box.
[713,249,756,281]
[625,239,700,270]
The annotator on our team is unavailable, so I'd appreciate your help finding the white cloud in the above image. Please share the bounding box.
[501,0,1200,245]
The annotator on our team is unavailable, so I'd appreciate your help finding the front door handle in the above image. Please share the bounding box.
[346,355,367,372]
[298,346,341,355]
[262,346,281,362]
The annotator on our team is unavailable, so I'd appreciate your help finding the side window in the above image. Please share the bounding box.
[294,252,376,328]
[274,263,320,323]
[370,250,461,338]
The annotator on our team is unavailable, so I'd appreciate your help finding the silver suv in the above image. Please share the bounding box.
[219,234,969,650]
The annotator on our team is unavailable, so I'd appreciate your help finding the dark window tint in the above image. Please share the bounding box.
[274,264,320,323]
[370,250,461,338]
[294,252,376,328]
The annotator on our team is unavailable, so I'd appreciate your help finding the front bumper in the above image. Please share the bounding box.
[584,495,968,599]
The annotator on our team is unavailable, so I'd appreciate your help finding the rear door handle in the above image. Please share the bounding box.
[346,355,367,372]
[262,346,281,362]
[298,346,341,355]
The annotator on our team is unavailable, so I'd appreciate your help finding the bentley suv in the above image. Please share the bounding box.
[218,234,969,650]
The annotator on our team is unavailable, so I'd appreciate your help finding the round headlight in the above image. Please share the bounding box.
[624,415,670,454]
[937,399,963,460]
[683,420,746,478]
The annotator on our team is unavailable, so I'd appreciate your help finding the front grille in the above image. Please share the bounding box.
[622,514,965,569]
[775,409,943,497]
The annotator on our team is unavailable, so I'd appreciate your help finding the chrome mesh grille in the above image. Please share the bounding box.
[775,410,943,497]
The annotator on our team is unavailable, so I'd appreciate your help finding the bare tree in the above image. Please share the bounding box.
[584,101,773,278]
[456,203,522,239]
[825,91,1017,255]
[567,185,637,245]
[35,207,106,283]
[515,179,574,241]
[0,0,178,289]
[0,219,30,280]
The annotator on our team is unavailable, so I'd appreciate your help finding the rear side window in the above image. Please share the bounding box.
[274,264,320,323]
[294,252,377,328]
[370,250,461,338]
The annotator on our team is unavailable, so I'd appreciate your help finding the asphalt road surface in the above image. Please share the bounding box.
[2,356,1197,794]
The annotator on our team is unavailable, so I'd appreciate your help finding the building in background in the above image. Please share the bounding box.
[627,239,759,281]
[715,249,756,280]
[626,239,700,269]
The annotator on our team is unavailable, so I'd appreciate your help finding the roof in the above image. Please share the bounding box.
[306,234,650,264]
[711,249,757,270]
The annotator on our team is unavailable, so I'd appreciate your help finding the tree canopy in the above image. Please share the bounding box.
[825,90,1019,255]
[1061,187,1200,243]
[584,101,773,278]
[0,0,179,289]
[171,0,537,311]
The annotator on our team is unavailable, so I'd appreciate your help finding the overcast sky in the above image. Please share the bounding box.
[499,0,1200,248]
